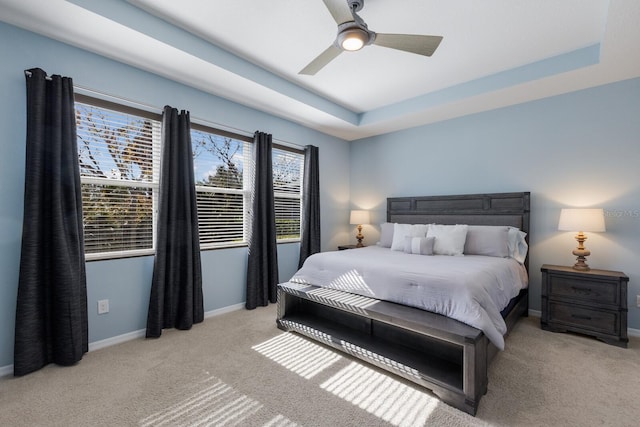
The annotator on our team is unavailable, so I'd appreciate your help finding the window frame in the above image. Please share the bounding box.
[271,143,305,243]
[190,124,305,248]
[75,94,162,261]
[190,122,253,250]
[75,95,306,260]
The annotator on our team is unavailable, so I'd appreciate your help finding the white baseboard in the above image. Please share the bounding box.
[204,302,245,319]
[0,364,13,377]
[0,302,246,378]
[3,304,636,376]
[88,328,146,352]
[89,303,245,351]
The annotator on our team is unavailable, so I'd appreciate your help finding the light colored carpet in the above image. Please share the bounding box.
[1,306,638,427]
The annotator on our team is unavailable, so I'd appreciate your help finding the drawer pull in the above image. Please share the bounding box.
[571,286,592,295]
[571,314,592,321]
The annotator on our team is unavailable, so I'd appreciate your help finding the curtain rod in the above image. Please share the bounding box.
[24,70,52,80]
[73,84,305,150]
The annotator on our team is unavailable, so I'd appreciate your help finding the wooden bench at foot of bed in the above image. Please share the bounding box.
[276,282,529,416]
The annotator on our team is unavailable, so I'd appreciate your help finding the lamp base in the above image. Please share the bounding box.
[572,258,591,271]
[572,238,591,271]
[355,224,364,247]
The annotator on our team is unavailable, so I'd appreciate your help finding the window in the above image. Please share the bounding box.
[191,125,251,248]
[191,125,305,247]
[76,95,305,258]
[75,95,161,259]
[272,146,304,241]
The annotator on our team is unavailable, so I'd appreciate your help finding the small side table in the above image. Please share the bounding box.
[540,264,628,348]
[338,245,363,250]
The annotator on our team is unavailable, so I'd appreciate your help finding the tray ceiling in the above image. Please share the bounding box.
[1,0,638,140]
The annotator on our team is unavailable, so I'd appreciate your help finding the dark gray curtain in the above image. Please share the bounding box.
[14,68,88,376]
[298,145,320,268]
[146,106,203,338]
[245,131,279,309]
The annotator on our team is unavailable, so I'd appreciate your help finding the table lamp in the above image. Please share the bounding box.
[349,210,370,247]
[558,208,606,271]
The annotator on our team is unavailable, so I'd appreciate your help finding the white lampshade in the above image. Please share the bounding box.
[349,210,370,225]
[558,208,606,232]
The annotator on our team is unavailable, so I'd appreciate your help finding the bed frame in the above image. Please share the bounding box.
[276,192,530,415]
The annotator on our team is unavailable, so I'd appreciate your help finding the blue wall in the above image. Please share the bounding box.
[0,22,350,369]
[350,77,640,330]
[2,19,638,371]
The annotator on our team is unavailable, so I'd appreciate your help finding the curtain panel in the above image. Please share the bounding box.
[298,145,320,268]
[245,131,279,309]
[14,68,88,376]
[146,106,203,338]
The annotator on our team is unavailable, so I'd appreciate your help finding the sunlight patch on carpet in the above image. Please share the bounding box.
[262,413,299,427]
[252,332,342,379]
[139,377,297,427]
[320,362,438,427]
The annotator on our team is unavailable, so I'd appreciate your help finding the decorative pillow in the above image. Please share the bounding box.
[403,236,435,255]
[508,227,528,264]
[390,223,429,251]
[464,225,510,257]
[377,222,395,248]
[427,224,468,256]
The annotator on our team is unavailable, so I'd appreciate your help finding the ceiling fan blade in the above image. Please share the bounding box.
[299,45,343,75]
[373,33,443,57]
[322,0,354,25]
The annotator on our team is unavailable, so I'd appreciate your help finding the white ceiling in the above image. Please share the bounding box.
[1,0,639,140]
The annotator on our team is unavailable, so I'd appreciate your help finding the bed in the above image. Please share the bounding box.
[276,192,530,415]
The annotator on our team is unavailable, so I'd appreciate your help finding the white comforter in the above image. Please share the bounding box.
[290,246,528,350]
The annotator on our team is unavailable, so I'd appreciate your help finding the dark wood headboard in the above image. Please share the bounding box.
[387,192,530,269]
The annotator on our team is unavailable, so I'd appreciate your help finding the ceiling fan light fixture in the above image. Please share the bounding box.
[299,0,443,75]
[338,28,368,51]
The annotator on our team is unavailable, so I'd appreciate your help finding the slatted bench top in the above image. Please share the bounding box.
[278,282,483,346]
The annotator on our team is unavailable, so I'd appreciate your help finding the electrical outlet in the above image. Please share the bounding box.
[97,299,109,314]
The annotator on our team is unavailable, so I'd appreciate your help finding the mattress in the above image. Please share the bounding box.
[290,246,529,350]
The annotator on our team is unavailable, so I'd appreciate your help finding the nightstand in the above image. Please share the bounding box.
[338,244,362,250]
[540,264,629,348]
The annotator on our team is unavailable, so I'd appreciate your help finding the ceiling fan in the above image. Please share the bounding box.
[299,0,443,75]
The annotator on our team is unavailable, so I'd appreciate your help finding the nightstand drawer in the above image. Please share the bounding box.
[548,275,618,305]
[548,302,618,335]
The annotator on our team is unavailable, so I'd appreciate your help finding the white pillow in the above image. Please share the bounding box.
[390,223,429,251]
[508,227,528,264]
[403,236,435,255]
[377,222,395,248]
[464,225,510,257]
[427,224,468,256]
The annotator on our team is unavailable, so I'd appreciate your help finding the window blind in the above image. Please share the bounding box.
[272,146,303,241]
[191,128,250,248]
[75,100,161,258]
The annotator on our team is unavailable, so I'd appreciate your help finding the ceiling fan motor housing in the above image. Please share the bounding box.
[348,0,364,13]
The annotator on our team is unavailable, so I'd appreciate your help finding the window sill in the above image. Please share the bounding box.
[86,239,300,260]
